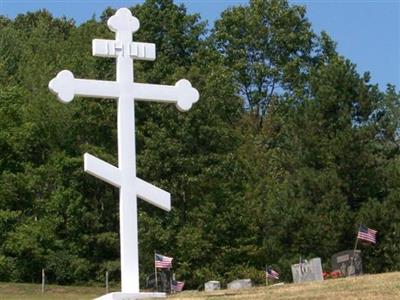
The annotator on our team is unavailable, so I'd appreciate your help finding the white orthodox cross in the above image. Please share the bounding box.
[49,8,199,297]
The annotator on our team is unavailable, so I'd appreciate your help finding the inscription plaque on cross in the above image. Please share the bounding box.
[49,8,199,300]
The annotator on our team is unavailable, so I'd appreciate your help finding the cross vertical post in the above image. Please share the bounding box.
[116,24,138,293]
[49,7,199,299]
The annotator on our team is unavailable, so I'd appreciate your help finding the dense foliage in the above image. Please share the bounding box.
[0,0,399,288]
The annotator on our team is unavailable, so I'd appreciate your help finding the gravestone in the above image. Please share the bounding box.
[227,279,252,290]
[204,281,220,291]
[331,250,362,277]
[49,7,199,300]
[146,272,170,293]
[291,257,323,283]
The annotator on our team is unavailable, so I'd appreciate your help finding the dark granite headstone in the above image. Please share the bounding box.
[146,271,170,293]
[331,250,362,277]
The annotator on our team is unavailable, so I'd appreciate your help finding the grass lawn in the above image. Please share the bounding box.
[1,272,399,300]
[0,282,109,300]
[170,272,400,300]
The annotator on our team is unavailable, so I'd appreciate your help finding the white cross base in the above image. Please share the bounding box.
[95,292,166,300]
[49,8,199,299]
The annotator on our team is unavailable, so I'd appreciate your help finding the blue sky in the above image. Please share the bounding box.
[1,0,399,90]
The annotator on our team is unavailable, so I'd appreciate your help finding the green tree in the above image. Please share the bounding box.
[213,0,318,120]
[0,0,399,288]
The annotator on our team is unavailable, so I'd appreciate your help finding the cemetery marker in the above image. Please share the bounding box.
[49,8,199,299]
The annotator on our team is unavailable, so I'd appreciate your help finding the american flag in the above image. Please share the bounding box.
[155,253,173,269]
[357,225,377,244]
[266,266,279,280]
[171,280,184,292]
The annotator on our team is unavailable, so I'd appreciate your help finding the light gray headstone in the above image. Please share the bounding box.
[291,257,323,283]
[227,279,252,290]
[331,250,362,277]
[204,281,220,291]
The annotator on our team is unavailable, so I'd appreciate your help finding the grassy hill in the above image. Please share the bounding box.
[0,272,399,300]
[0,282,104,300]
[171,272,400,300]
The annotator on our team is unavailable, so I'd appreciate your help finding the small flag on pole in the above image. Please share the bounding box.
[171,280,184,292]
[266,266,279,280]
[357,225,377,244]
[155,253,173,269]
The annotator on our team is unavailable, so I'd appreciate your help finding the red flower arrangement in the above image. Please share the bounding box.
[323,270,342,279]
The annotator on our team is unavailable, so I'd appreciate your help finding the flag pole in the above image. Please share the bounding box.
[354,224,360,251]
[154,251,158,292]
[169,268,172,294]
